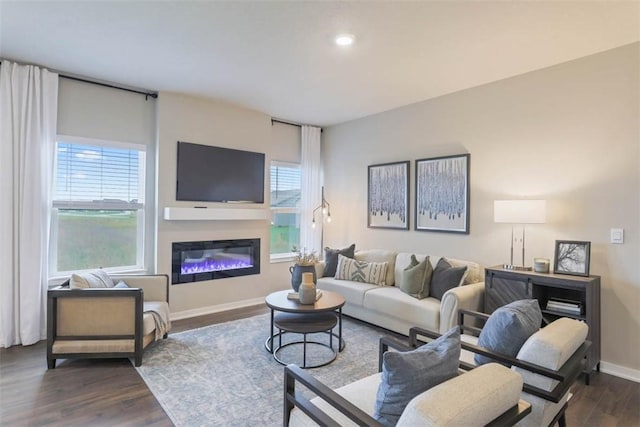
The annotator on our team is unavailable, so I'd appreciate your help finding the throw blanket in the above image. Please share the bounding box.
[144,301,171,340]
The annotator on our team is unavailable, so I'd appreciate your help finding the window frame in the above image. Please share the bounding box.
[269,160,301,261]
[49,134,147,278]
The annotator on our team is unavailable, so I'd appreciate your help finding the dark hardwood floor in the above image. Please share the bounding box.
[1,304,638,426]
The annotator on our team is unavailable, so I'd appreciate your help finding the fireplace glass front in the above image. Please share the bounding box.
[172,239,260,284]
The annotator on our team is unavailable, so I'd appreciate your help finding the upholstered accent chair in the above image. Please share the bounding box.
[284,334,532,426]
[47,274,170,368]
[412,309,591,427]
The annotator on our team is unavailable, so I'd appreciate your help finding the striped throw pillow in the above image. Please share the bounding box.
[335,254,389,286]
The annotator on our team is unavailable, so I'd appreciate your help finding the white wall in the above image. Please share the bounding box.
[156,92,297,316]
[322,43,640,374]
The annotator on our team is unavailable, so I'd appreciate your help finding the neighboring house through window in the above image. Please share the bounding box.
[50,135,146,276]
[270,161,301,259]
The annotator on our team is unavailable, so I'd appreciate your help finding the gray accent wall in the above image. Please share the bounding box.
[322,43,640,375]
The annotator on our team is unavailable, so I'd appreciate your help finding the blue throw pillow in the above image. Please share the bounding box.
[322,244,355,277]
[475,299,542,366]
[374,327,461,426]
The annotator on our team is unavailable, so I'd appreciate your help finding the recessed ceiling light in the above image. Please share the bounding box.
[335,34,355,46]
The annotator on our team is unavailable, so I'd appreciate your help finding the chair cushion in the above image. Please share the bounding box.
[335,255,388,286]
[374,327,460,426]
[323,244,356,277]
[400,255,432,299]
[475,299,542,366]
[70,269,115,289]
[429,258,467,300]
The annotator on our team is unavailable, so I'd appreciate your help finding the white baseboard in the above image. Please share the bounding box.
[170,297,265,321]
[600,361,640,383]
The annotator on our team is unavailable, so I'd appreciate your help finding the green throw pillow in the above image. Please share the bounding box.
[400,255,433,299]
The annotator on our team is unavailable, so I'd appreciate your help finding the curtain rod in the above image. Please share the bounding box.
[271,118,323,132]
[60,75,158,100]
[0,60,158,100]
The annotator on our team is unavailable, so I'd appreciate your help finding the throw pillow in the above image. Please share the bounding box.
[114,281,130,288]
[70,269,115,289]
[429,258,467,300]
[323,244,356,277]
[334,254,388,286]
[374,327,461,427]
[400,255,433,299]
[475,299,542,366]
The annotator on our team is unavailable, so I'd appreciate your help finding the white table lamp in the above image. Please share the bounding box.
[494,200,546,270]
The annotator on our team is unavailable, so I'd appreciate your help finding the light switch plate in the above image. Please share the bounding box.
[610,228,624,244]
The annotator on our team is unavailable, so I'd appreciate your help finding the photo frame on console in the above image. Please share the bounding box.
[553,240,591,277]
[415,154,470,233]
[367,161,409,230]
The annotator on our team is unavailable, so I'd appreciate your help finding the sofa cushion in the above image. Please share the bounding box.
[316,277,378,307]
[475,299,542,366]
[335,255,389,286]
[355,250,397,286]
[363,287,441,332]
[374,327,461,426]
[400,255,432,299]
[70,270,115,289]
[323,244,356,277]
[429,258,467,300]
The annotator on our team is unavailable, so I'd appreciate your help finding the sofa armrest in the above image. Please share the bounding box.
[111,274,169,303]
[439,282,484,334]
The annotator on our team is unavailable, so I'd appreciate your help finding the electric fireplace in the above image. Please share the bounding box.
[172,239,260,284]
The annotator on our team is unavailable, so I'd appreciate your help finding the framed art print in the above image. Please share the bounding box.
[415,153,469,233]
[554,240,591,276]
[368,161,409,230]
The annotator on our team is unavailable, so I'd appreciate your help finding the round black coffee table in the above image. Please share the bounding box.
[265,290,345,368]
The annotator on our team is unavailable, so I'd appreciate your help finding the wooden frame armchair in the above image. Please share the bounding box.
[284,335,532,426]
[47,274,170,368]
[410,309,591,427]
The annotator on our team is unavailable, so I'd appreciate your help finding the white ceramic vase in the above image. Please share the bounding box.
[298,272,316,304]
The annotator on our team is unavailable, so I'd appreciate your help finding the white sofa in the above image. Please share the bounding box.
[315,250,484,335]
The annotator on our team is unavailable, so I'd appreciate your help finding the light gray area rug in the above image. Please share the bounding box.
[136,313,389,426]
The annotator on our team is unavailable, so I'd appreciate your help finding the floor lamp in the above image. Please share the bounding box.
[311,187,331,252]
[494,200,546,270]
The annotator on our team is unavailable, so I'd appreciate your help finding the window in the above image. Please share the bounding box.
[270,161,301,258]
[50,135,146,276]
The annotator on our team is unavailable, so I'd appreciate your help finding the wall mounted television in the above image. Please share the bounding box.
[176,141,265,203]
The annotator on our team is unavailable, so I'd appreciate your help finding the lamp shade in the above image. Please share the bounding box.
[494,200,546,224]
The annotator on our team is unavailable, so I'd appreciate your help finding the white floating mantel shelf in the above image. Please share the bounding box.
[163,207,269,221]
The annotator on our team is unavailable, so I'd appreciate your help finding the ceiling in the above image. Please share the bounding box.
[1,1,638,127]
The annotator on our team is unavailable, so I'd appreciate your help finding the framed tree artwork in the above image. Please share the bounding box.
[415,153,470,233]
[554,240,591,276]
[368,161,409,230]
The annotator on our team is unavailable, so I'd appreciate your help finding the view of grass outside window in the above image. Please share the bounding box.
[270,162,301,256]
[51,138,146,275]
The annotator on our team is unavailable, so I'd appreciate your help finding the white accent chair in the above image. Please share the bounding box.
[284,335,532,426]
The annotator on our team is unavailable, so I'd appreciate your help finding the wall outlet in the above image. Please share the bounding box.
[610,228,624,244]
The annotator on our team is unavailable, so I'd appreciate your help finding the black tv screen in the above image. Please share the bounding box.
[176,141,265,203]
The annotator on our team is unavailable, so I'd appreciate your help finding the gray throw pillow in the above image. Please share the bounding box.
[323,244,355,277]
[400,255,433,299]
[114,281,130,288]
[374,327,461,426]
[429,258,467,300]
[475,299,542,366]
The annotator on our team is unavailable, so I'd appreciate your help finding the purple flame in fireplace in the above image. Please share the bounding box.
[181,252,253,275]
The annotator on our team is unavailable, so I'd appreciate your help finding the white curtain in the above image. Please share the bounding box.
[0,60,58,347]
[299,125,322,257]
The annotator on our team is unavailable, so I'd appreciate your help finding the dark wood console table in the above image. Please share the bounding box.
[484,266,601,383]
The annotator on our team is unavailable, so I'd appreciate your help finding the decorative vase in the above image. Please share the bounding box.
[289,264,316,292]
[298,272,317,304]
